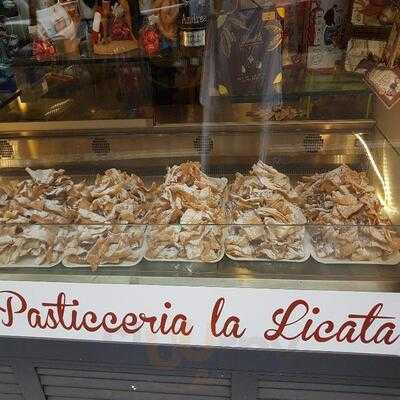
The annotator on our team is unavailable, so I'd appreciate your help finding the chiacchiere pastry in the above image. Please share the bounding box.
[64,168,154,270]
[225,161,307,260]
[0,168,153,269]
[146,162,227,262]
[0,168,74,265]
[295,165,400,261]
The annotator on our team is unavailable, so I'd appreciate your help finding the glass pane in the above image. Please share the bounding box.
[0,0,398,294]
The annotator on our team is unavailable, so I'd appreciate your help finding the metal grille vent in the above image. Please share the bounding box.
[0,140,14,159]
[0,365,23,400]
[91,137,111,155]
[303,134,324,153]
[193,136,214,155]
[257,376,400,399]
[37,367,231,400]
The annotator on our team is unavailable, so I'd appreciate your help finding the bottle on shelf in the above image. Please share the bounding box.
[179,0,209,60]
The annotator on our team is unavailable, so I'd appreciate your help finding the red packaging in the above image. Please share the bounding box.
[140,23,161,55]
[33,38,56,60]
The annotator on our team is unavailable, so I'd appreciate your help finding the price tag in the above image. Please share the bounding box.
[262,11,276,21]
[42,80,48,94]
[28,25,38,35]
[93,11,101,33]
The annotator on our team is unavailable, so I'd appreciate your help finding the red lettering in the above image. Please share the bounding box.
[265,299,309,341]
[336,321,358,343]
[211,298,246,338]
[122,313,143,334]
[265,300,399,347]
[0,291,27,327]
[28,308,44,329]
[372,323,398,345]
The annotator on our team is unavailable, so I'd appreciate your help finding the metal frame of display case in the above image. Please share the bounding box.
[0,118,375,173]
[0,118,376,136]
[0,117,399,398]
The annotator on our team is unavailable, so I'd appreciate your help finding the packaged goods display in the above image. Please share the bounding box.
[351,0,396,27]
[92,0,139,54]
[306,0,348,71]
[344,39,386,73]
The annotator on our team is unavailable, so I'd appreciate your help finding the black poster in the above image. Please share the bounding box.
[208,3,283,103]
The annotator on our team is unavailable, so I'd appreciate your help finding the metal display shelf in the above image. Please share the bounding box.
[0,118,375,137]
[11,49,145,67]
[0,257,399,293]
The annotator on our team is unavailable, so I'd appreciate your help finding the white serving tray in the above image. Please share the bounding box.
[62,244,145,268]
[310,245,400,266]
[144,249,225,264]
[225,232,311,263]
[62,225,146,269]
[144,226,226,264]
[0,256,62,269]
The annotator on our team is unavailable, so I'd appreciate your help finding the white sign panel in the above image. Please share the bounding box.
[0,281,399,356]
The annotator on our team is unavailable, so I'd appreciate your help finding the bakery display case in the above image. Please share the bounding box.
[0,116,398,285]
[0,0,400,399]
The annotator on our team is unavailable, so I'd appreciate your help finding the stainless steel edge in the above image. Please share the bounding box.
[0,119,375,138]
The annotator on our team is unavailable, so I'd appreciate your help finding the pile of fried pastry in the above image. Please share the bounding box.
[0,163,398,268]
[295,165,400,261]
[63,169,153,269]
[0,168,74,265]
[0,168,153,270]
[146,162,227,262]
[226,161,307,260]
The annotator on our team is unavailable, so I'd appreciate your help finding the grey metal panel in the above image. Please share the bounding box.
[257,372,400,389]
[46,398,89,400]
[231,372,257,400]
[37,368,230,385]
[40,376,230,397]
[39,366,231,400]
[0,394,23,400]
[258,380,400,396]
[0,373,17,384]
[44,386,226,399]
[13,360,46,400]
[0,383,20,393]
[0,364,23,400]
[258,388,398,400]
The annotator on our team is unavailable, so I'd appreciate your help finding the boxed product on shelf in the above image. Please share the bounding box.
[139,0,180,54]
[306,0,348,71]
[344,38,386,73]
[91,0,139,54]
[350,0,396,27]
